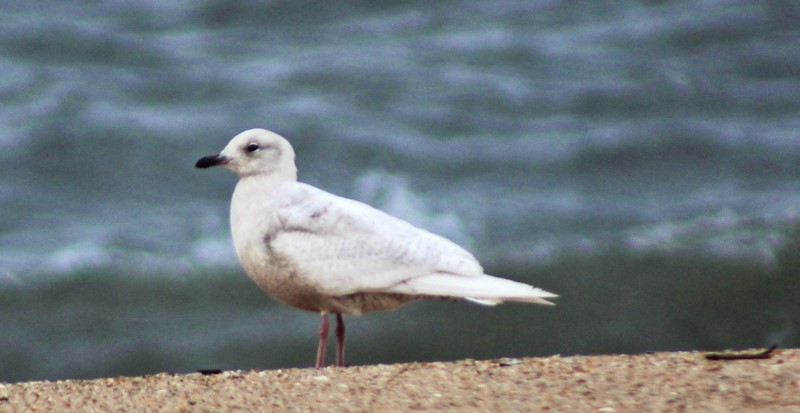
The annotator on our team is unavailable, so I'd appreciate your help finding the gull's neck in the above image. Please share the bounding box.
[237,170,296,190]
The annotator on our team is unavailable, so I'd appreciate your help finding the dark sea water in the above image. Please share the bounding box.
[1,1,799,382]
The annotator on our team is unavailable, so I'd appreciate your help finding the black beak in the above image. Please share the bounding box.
[195,154,229,168]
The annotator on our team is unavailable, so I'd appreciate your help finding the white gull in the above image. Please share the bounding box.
[196,128,557,368]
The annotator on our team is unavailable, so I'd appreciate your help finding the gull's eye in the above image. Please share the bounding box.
[246,143,260,153]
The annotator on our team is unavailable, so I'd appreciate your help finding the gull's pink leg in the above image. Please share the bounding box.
[335,313,345,367]
[315,312,329,368]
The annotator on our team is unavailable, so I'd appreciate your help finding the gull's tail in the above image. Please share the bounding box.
[389,272,558,306]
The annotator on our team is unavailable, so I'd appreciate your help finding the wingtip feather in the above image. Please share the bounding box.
[388,273,558,306]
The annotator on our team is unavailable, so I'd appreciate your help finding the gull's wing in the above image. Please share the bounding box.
[268,183,556,304]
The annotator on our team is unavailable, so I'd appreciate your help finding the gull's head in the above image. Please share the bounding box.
[195,128,297,179]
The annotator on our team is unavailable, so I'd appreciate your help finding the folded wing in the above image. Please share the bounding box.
[270,183,557,305]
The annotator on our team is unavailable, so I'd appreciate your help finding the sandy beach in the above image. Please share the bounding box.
[1,348,797,412]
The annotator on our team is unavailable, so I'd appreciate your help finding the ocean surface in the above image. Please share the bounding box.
[1,1,799,382]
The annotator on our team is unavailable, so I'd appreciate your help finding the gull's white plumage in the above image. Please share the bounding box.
[196,128,557,368]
